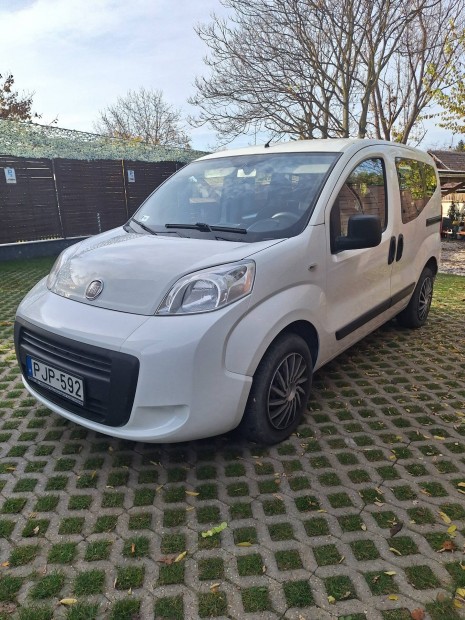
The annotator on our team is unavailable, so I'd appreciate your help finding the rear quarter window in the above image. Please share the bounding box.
[395,158,438,224]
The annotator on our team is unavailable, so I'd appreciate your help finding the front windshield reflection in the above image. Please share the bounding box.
[133,152,338,241]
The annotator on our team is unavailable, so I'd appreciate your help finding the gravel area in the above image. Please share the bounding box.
[440,240,465,276]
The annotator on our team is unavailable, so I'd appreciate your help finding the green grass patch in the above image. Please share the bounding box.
[74,569,105,595]
[154,596,184,620]
[198,591,227,618]
[30,571,65,599]
[85,540,112,561]
[48,542,78,564]
[241,586,271,613]
[115,565,145,590]
[404,564,440,589]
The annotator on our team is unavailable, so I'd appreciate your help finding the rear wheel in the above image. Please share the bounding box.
[240,333,312,445]
[397,267,435,328]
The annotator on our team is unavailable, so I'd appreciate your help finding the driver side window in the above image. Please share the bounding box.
[330,158,386,253]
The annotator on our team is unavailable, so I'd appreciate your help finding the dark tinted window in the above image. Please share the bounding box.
[395,159,438,224]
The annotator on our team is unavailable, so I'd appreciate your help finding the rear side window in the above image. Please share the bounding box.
[395,159,438,224]
[330,158,386,252]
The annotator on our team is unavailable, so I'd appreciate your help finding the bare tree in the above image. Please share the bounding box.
[189,0,465,144]
[434,33,465,135]
[95,88,190,148]
[0,73,41,121]
[370,5,465,142]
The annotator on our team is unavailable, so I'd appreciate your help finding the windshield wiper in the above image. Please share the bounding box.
[165,222,247,234]
[130,218,158,235]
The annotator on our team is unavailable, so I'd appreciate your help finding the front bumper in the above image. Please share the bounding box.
[15,282,252,442]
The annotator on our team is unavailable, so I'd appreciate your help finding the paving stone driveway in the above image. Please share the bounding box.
[0,258,464,620]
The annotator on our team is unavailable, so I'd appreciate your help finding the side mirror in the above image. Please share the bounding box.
[334,214,382,252]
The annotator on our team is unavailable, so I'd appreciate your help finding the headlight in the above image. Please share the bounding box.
[46,243,81,290]
[157,261,255,315]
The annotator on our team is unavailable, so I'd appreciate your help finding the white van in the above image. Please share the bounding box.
[15,139,441,445]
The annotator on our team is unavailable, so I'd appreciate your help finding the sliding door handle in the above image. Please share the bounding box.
[396,234,404,262]
[388,236,396,265]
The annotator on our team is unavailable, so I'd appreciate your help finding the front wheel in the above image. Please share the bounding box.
[397,267,435,328]
[240,333,312,445]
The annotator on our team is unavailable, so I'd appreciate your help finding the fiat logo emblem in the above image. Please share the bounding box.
[85,280,104,300]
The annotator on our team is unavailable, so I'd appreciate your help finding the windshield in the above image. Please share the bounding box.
[132,152,338,241]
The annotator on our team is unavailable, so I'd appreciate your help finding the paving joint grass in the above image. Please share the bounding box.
[1,260,465,617]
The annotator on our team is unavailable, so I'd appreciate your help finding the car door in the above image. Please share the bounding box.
[389,154,440,308]
[323,153,394,357]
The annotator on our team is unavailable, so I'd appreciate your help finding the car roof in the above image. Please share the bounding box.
[197,138,427,161]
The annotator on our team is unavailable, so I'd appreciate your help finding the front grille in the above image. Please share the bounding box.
[15,319,139,427]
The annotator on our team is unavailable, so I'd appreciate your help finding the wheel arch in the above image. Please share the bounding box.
[424,256,438,276]
[276,320,319,369]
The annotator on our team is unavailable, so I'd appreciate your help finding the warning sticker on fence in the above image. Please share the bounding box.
[4,168,16,184]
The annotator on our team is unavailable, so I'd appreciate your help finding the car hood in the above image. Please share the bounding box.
[50,227,282,315]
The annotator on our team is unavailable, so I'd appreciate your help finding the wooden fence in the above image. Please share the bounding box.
[0,156,183,244]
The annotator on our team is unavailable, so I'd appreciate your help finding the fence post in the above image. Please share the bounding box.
[51,158,65,239]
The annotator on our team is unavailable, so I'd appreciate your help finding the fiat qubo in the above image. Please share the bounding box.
[15,139,441,444]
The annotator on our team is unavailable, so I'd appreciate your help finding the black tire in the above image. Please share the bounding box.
[397,267,435,328]
[240,333,312,445]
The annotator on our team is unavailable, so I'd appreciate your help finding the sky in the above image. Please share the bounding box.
[0,0,234,151]
[0,0,459,152]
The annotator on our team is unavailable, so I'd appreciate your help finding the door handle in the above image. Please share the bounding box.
[396,234,404,262]
[388,236,396,265]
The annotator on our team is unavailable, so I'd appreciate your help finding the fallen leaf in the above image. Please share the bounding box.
[210,583,220,593]
[448,524,458,535]
[457,482,465,488]
[341,590,351,599]
[440,540,456,552]
[384,571,396,576]
[33,526,40,535]
[389,547,402,556]
[185,491,199,496]
[201,522,227,538]
[131,543,135,554]
[59,598,78,606]
[410,609,425,620]
[174,551,187,563]
[1,562,9,568]
[327,595,336,604]
[237,542,252,547]
[433,435,445,440]
[388,594,398,601]
[127,588,132,595]
[455,587,465,598]
[439,511,452,524]
[361,523,367,531]
[390,522,403,537]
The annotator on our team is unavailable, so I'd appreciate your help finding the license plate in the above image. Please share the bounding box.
[26,356,84,405]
